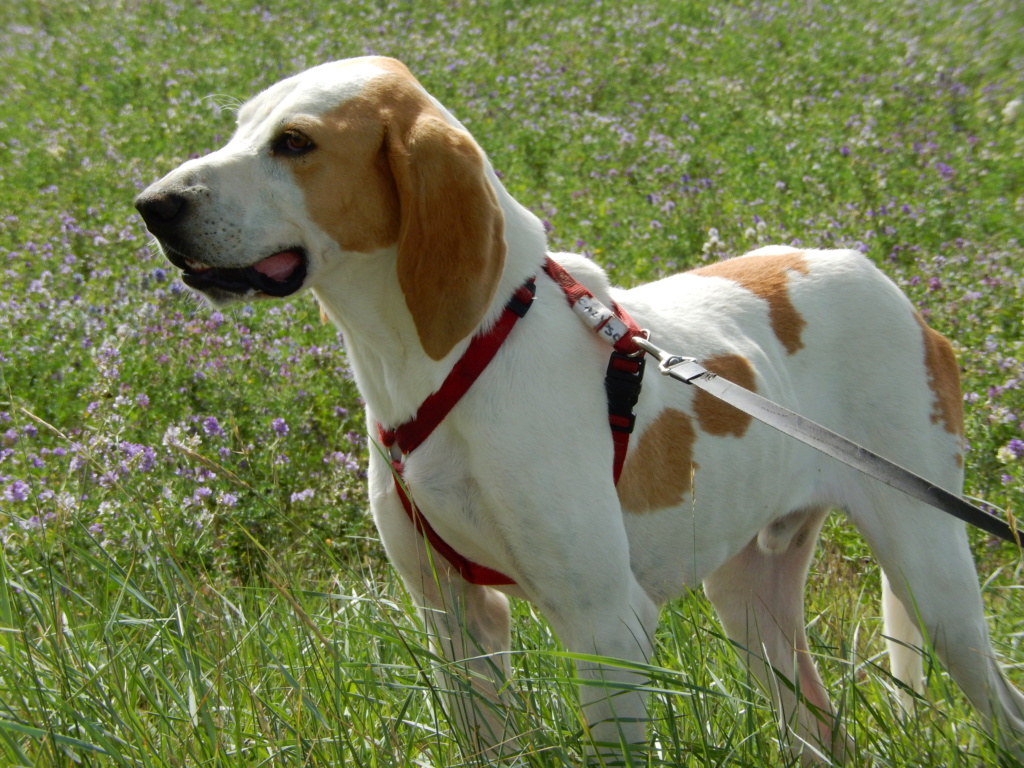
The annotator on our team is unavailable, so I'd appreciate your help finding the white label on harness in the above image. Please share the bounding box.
[573,295,627,345]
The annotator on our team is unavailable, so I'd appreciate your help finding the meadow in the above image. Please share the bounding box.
[1,0,1023,764]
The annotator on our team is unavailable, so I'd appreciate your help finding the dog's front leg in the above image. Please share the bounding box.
[416,574,519,759]
[544,574,660,763]
[375,509,519,759]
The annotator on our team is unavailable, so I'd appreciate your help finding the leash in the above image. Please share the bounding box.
[634,335,1020,545]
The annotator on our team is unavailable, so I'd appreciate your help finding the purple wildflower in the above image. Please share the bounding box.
[203,417,225,437]
[4,480,29,502]
[140,446,156,472]
[997,439,1024,464]
[271,418,289,436]
[325,451,360,472]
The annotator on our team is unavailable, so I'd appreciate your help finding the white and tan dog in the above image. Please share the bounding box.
[136,57,1024,762]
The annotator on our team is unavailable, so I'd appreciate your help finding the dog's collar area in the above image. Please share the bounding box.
[376,258,650,587]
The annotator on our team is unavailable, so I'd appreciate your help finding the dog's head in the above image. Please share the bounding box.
[136,57,512,359]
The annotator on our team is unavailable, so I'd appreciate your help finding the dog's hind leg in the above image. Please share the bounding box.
[704,507,851,763]
[881,570,926,713]
[853,488,1024,757]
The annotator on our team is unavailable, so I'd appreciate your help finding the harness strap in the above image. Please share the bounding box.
[543,257,647,483]
[379,280,536,456]
[542,257,646,356]
[385,455,517,585]
[378,260,648,587]
[606,351,646,484]
[377,278,536,587]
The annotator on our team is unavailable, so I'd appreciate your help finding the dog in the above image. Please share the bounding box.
[135,56,1024,762]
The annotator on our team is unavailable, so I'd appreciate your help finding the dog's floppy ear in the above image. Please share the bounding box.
[388,114,506,361]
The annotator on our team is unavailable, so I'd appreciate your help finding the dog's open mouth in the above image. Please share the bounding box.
[180,249,307,297]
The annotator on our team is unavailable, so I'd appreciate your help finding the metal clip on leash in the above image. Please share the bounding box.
[633,336,701,381]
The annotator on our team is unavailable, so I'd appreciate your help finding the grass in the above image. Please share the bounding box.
[1,0,1024,764]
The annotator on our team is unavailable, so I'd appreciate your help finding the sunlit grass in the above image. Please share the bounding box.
[1,521,1019,765]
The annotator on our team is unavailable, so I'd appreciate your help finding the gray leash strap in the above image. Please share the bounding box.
[633,336,1019,545]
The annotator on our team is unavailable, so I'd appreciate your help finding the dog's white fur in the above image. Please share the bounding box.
[136,57,1024,761]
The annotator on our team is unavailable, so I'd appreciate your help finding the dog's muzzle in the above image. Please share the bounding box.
[134,188,307,298]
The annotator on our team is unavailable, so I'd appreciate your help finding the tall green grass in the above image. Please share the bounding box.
[2,0,1024,764]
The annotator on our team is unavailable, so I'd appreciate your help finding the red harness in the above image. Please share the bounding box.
[377,257,646,586]
[542,258,647,484]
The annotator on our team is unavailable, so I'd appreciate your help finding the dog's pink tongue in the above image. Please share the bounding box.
[252,251,302,282]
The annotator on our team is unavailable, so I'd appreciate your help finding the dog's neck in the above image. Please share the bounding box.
[313,188,547,428]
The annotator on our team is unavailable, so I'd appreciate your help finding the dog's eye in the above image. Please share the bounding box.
[273,129,315,157]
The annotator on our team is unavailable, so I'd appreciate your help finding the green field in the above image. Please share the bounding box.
[2,0,1024,764]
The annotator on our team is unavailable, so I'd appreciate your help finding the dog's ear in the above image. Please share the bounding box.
[388,114,506,361]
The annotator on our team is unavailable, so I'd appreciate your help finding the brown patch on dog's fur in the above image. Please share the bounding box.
[285,111,400,254]
[618,409,697,514]
[915,313,964,438]
[695,354,757,437]
[286,57,505,360]
[692,253,810,355]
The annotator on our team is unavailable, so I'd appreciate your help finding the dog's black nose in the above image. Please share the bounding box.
[134,190,187,235]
